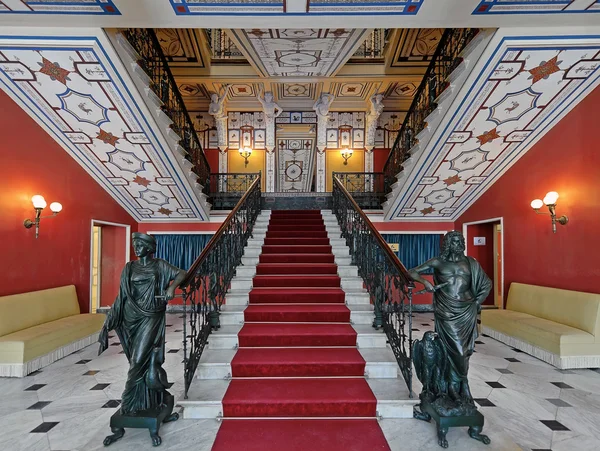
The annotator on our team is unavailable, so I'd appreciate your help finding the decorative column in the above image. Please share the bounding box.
[313,93,335,192]
[365,93,384,192]
[258,90,282,193]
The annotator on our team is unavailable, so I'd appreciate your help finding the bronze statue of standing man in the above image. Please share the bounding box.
[409,230,492,448]
[98,232,186,447]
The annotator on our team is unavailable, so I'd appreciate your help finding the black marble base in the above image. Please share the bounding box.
[415,402,490,449]
[104,392,178,447]
[261,193,332,210]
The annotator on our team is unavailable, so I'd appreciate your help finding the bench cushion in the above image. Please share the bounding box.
[0,313,105,364]
[506,283,600,336]
[0,285,80,337]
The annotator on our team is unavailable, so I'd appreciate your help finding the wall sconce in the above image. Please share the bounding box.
[24,195,62,239]
[239,146,252,168]
[340,147,354,165]
[530,191,568,233]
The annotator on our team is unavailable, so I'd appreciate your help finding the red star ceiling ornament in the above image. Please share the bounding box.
[38,57,71,85]
[96,129,119,146]
[528,55,562,84]
[477,127,500,145]
[132,175,151,187]
[443,175,462,186]
[420,206,435,216]
[158,207,172,216]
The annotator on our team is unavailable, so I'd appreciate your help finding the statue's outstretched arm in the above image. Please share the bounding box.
[408,258,438,291]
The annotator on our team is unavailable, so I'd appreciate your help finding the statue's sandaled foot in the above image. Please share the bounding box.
[163,412,179,423]
[103,427,125,446]
[468,426,491,445]
[437,426,449,449]
[150,429,162,447]
[413,405,431,422]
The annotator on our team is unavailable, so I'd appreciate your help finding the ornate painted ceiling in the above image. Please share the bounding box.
[0,32,210,222]
[0,0,120,14]
[227,29,372,78]
[474,0,600,14]
[385,32,600,221]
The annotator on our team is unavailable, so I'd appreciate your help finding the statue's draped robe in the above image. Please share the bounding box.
[104,260,181,414]
[433,257,491,385]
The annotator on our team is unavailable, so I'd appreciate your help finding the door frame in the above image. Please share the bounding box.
[89,220,131,313]
[462,217,504,309]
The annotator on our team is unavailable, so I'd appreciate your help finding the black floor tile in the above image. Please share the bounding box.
[102,400,121,408]
[474,398,496,407]
[90,383,110,390]
[167,349,179,353]
[24,384,46,391]
[110,342,121,346]
[411,328,420,332]
[505,357,520,363]
[511,347,524,353]
[166,324,173,327]
[420,323,430,326]
[173,329,183,333]
[550,382,574,389]
[546,398,572,408]
[485,381,505,389]
[27,370,42,377]
[531,449,553,451]
[540,419,570,431]
[27,401,52,410]
[496,368,513,375]
[475,341,485,345]
[31,422,59,433]
[108,335,115,339]
[75,359,91,364]
[166,382,174,388]
[119,351,125,354]
[481,333,490,338]
[83,370,100,376]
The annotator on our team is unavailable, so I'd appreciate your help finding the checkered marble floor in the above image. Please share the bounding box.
[1,313,599,451]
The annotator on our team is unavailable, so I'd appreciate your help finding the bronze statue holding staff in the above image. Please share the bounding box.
[98,232,186,447]
[409,230,492,448]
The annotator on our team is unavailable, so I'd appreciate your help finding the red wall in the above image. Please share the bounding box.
[0,90,137,313]
[204,148,220,175]
[456,86,600,300]
[466,223,496,305]
[373,148,390,173]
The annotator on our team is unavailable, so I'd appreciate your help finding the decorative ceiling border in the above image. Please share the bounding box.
[473,0,600,15]
[168,0,423,15]
[0,0,120,14]
[386,33,600,221]
[0,33,209,222]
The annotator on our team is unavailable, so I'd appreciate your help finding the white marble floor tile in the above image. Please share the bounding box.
[497,373,561,399]
[551,430,600,451]
[487,387,557,420]
[556,406,600,441]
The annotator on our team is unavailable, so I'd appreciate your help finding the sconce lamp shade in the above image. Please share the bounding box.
[50,202,63,213]
[530,199,544,210]
[543,191,559,205]
[239,146,252,158]
[340,147,354,165]
[31,195,47,209]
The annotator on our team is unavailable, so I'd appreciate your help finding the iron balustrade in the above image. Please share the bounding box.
[383,28,480,193]
[121,28,212,192]
[333,172,386,210]
[332,176,415,396]
[205,172,261,210]
[180,176,261,397]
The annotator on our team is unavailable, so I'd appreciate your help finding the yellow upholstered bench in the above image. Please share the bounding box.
[481,283,600,369]
[0,285,105,377]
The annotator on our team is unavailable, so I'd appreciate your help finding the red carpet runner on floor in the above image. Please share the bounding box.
[211,210,390,451]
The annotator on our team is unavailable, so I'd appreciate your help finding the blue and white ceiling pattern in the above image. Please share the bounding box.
[0,35,209,221]
[0,0,119,14]
[474,0,600,14]
[169,0,423,15]
[387,34,600,221]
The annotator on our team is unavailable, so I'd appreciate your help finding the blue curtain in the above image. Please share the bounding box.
[154,234,214,270]
[381,234,442,273]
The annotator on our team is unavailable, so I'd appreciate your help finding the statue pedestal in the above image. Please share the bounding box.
[415,402,490,449]
[104,391,179,447]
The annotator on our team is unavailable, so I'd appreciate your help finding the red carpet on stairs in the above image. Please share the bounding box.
[212,210,390,451]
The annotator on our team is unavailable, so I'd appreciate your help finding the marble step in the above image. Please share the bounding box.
[180,377,417,420]
[195,347,399,380]
[205,324,387,350]
[224,289,369,306]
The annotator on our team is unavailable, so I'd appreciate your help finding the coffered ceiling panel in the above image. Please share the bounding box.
[155,29,206,68]
[391,28,444,68]
[228,28,372,78]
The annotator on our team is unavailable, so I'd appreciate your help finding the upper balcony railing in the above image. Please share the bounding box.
[383,28,480,193]
[333,172,386,210]
[205,173,261,210]
[121,28,212,192]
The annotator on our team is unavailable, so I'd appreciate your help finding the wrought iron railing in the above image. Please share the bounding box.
[121,28,212,191]
[383,28,480,193]
[351,29,388,60]
[205,172,261,210]
[333,172,386,210]
[180,176,261,397]
[205,29,245,60]
[332,176,415,395]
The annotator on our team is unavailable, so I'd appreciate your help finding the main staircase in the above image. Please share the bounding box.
[180,209,416,450]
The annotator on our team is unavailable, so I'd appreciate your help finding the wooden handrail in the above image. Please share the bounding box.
[333,176,414,287]
[180,176,261,288]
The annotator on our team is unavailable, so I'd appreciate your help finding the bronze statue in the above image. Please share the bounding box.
[409,230,492,448]
[98,232,186,447]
